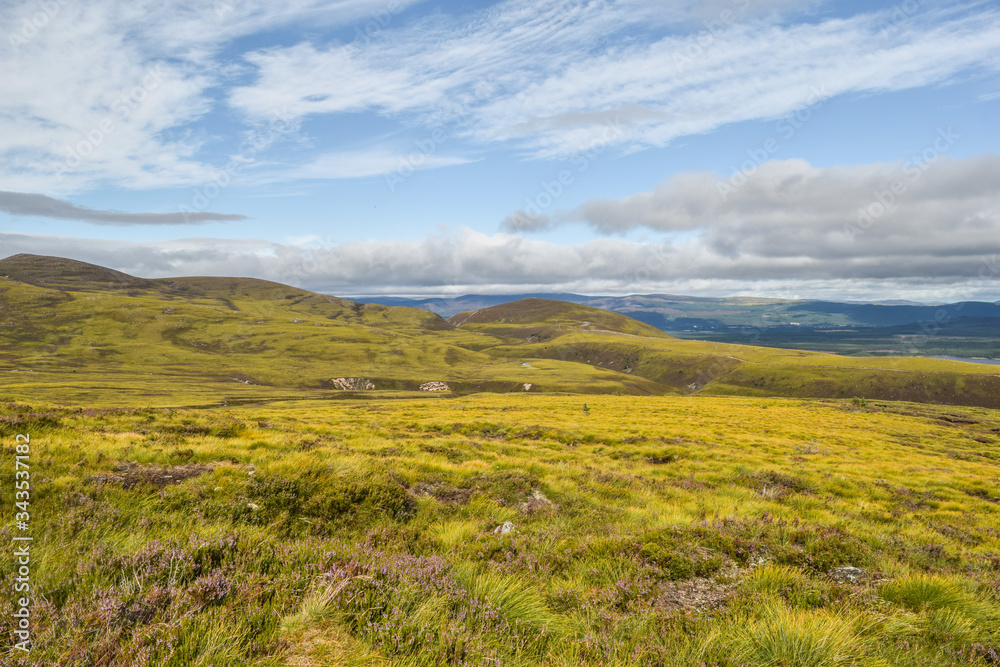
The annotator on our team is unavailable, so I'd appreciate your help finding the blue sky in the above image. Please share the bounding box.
[1,0,999,300]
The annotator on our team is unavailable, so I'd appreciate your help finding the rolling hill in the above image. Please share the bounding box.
[448,298,672,339]
[363,291,1000,357]
[5,255,1000,666]
[1,254,999,409]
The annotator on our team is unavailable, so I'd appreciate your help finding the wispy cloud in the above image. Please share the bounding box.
[0,0,425,192]
[3,0,999,193]
[0,191,246,225]
[270,149,474,182]
[232,1,1000,158]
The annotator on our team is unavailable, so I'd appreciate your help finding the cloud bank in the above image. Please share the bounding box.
[527,153,1000,268]
[2,223,997,302]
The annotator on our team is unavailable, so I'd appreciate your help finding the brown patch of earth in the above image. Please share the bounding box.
[87,461,214,488]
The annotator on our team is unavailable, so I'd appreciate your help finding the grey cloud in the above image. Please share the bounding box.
[506,106,671,137]
[557,155,1000,265]
[0,191,248,225]
[1,226,997,303]
[500,211,552,233]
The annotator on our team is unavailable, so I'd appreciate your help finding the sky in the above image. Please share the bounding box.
[1,0,999,301]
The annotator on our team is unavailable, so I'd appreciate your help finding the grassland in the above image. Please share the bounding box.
[3,394,1000,665]
[3,255,1000,410]
[4,255,1000,665]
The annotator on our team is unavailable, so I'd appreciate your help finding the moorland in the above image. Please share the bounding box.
[2,253,1000,665]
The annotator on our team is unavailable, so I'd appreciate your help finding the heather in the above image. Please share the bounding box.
[2,394,1000,665]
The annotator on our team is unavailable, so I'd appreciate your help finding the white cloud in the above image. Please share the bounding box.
[3,0,999,193]
[276,148,474,181]
[231,1,1000,158]
[0,0,425,193]
[541,154,1000,270]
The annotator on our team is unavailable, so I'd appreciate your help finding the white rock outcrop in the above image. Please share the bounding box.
[419,381,450,392]
[331,377,375,390]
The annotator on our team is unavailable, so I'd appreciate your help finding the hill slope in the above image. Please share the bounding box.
[0,253,154,290]
[449,297,672,340]
[0,256,666,404]
[2,254,1000,409]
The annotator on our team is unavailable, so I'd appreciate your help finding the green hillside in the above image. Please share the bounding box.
[0,256,665,403]
[4,255,1000,665]
[448,297,673,340]
[1,255,999,409]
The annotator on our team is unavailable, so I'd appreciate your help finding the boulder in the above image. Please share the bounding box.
[419,381,450,392]
[331,377,375,391]
[830,566,866,583]
[493,521,515,536]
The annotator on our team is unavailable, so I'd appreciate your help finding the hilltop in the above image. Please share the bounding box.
[448,297,671,340]
[1,254,999,409]
[0,253,155,290]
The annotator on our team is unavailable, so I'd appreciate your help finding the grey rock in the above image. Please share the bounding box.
[493,521,515,536]
[419,381,450,392]
[331,377,375,391]
[830,566,866,583]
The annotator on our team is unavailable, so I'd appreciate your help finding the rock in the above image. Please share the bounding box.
[493,521,515,536]
[520,489,556,513]
[331,377,375,391]
[830,566,866,583]
[419,381,450,392]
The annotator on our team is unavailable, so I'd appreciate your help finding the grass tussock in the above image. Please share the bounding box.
[3,394,1000,665]
[730,603,864,667]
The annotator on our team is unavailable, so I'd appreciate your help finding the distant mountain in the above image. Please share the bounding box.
[348,293,594,318]
[359,292,1000,332]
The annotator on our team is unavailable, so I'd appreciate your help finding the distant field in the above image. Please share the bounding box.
[673,325,1000,360]
[362,291,1000,360]
[3,394,1000,665]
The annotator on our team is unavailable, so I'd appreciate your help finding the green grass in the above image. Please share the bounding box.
[4,259,1000,409]
[3,394,1000,665]
[4,257,1000,664]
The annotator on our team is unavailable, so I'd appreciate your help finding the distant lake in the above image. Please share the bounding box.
[929,355,1000,366]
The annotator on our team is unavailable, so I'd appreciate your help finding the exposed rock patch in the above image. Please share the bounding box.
[331,377,375,391]
[419,381,450,392]
[654,577,735,613]
[87,462,213,489]
[493,521,516,536]
[829,566,867,583]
